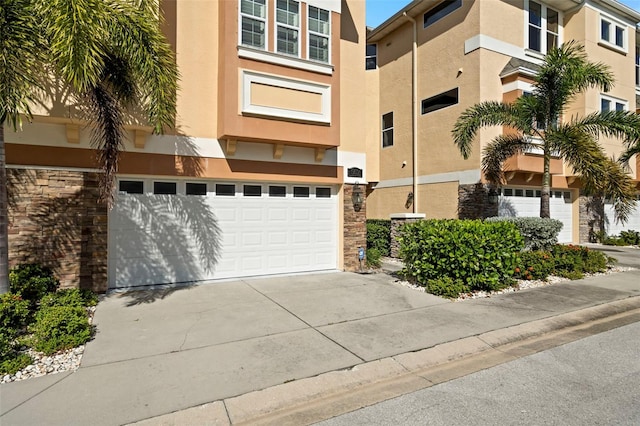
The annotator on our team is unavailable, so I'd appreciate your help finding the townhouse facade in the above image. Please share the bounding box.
[365,0,640,243]
[5,0,369,291]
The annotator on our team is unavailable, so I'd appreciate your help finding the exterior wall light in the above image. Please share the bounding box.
[352,182,364,211]
[488,188,499,205]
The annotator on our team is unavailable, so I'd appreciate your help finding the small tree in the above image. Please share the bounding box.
[0,0,179,292]
[452,42,640,223]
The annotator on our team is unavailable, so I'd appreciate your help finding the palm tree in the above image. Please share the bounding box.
[0,0,178,293]
[452,42,640,224]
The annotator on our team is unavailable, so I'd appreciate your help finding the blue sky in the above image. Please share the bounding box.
[366,0,640,28]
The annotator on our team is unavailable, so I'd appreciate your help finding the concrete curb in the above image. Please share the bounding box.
[131,296,640,426]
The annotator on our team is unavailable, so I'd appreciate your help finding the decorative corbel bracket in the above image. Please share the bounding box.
[505,171,516,181]
[273,143,284,159]
[567,176,577,185]
[225,139,237,156]
[65,124,80,144]
[134,130,148,149]
[525,173,535,182]
[315,148,325,163]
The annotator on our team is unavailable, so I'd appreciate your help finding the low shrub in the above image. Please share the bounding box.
[425,277,470,299]
[619,230,640,246]
[40,289,98,309]
[0,333,33,375]
[366,248,382,268]
[9,264,59,307]
[551,244,609,277]
[0,294,31,338]
[514,251,554,281]
[400,219,523,292]
[30,306,91,355]
[486,217,563,251]
[367,219,391,256]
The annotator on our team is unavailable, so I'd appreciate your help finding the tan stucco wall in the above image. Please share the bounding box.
[366,181,458,220]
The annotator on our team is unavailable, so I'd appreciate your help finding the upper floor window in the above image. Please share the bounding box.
[308,5,330,62]
[526,1,559,54]
[421,88,459,114]
[423,0,462,28]
[636,46,640,86]
[600,16,626,51]
[276,0,300,56]
[366,44,377,70]
[601,95,627,112]
[241,0,267,49]
[382,112,394,147]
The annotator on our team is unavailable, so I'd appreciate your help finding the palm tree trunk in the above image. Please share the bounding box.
[540,142,551,218]
[0,124,9,293]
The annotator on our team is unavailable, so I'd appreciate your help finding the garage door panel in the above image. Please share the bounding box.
[604,201,640,235]
[499,187,573,243]
[109,181,338,288]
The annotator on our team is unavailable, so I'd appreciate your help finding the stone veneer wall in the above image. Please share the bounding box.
[390,214,425,258]
[458,183,499,219]
[343,184,366,271]
[7,169,108,292]
[579,193,605,243]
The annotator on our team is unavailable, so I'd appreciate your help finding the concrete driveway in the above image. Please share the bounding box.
[587,244,640,268]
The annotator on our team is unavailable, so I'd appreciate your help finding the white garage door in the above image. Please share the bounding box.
[498,187,573,243]
[108,179,338,288]
[603,199,640,236]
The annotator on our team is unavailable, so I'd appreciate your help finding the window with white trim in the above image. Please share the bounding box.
[601,95,627,112]
[366,44,377,70]
[308,5,330,62]
[526,1,560,54]
[240,0,267,49]
[636,46,639,86]
[276,0,300,56]
[382,112,393,148]
[600,16,626,50]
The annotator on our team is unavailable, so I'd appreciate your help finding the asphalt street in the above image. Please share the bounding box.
[317,320,640,426]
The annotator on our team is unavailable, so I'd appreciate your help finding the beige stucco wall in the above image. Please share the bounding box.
[366,181,458,219]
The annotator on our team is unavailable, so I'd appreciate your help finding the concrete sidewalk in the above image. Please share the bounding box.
[2,264,640,425]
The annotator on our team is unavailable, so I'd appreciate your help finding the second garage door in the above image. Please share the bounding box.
[498,187,573,243]
[108,179,338,289]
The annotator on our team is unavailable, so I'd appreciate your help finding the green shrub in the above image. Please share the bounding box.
[486,217,563,251]
[514,251,554,281]
[30,306,91,355]
[425,277,470,299]
[366,248,382,268]
[366,219,391,256]
[40,289,98,309]
[0,294,31,338]
[9,264,59,306]
[619,230,640,246]
[550,244,609,278]
[0,353,33,375]
[400,219,523,292]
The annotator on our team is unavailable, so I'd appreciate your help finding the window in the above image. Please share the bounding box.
[527,1,560,54]
[601,95,627,113]
[293,186,310,197]
[216,184,235,196]
[382,112,393,147]
[119,180,143,194]
[366,44,377,70]
[421,88,458,114]
[269,186,286,197]
[600,16,625,50]
[243,184,262,196]
[636,46,639,86]
[276,0,299,56]
[423,0,462,28]
[308,6,330,62]
[154,182,176,195]
[186,183,207,196]
[316,187,331,198]
[240,0,267,49]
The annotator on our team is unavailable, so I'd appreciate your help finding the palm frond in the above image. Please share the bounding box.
[481,134,531,185]
[452,101,524,159]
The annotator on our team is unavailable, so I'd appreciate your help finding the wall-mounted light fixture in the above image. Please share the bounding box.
[352,182,364,211]
[488,188,499,205]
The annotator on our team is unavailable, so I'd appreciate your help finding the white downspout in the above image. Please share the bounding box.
[403,12,418,214]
